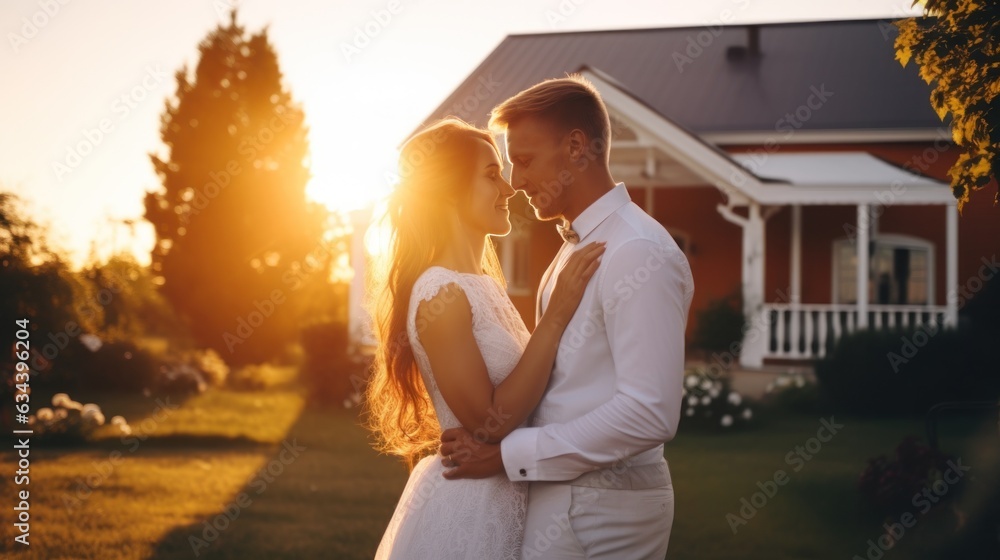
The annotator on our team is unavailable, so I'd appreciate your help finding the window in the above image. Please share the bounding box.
[833,234,933,305]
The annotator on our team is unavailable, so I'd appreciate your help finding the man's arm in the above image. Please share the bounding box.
[500,238,693,481]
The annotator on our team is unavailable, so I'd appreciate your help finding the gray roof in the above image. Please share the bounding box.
[421,18,943,136]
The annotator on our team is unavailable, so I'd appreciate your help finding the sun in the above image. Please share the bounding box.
[305,146,395,214]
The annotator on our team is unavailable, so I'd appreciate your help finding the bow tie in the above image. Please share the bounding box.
[556,221,579,244]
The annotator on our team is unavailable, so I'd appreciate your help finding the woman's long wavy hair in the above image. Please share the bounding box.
[365,118,507,469]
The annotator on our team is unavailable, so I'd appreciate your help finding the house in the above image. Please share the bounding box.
[349,18,1000,369]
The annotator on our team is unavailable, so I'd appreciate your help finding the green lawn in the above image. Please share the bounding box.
[1,388,996,559]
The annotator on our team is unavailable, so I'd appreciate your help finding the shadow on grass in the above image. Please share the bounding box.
[148,405,409,560]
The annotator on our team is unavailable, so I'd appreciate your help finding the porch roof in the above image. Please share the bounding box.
[729,152,957,206]
[580,67,957,208]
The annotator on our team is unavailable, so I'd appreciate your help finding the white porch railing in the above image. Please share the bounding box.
[760,304,948,360]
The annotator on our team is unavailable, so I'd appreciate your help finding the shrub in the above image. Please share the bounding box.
[858,436,964,523]
[73,338,161,394]
[28,392,132,445]
[680,367,753,431]
[154,348,231,395]
[692,293,745,356]
[761,370,825,414]
[184,348,229,386]
[814,324,1000,416]
[299,320,369,406]
[68,336,229,396]
[228,363,294,391]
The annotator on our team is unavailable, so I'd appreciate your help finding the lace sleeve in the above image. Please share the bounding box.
[409,267,490,336]
[411,267,464,306]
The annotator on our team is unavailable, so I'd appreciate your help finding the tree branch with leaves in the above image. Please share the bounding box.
[895,0,1000,212]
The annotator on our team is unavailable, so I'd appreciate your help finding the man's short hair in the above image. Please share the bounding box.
[489,74,611,157]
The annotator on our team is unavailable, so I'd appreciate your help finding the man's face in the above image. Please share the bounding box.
[504,116,572,222]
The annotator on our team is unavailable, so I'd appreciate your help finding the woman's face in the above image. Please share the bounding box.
[460,138,515,236]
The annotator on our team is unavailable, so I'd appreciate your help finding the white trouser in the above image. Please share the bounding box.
[520,458,674,559]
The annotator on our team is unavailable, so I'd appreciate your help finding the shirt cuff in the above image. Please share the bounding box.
[500,427,541,481]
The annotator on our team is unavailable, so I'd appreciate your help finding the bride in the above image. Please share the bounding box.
[366,117,604,559]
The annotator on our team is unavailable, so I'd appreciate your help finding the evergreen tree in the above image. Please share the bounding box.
[144,11,332,364]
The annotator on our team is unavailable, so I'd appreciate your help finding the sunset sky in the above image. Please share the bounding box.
[0,0,923,268]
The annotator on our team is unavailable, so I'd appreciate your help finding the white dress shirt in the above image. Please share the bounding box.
[501,182,695,481]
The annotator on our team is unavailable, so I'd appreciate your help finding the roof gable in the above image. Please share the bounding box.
[423,18,944,138]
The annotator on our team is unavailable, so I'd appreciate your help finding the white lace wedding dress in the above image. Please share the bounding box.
[375,266,532,560]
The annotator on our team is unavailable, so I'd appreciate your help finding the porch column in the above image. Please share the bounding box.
[741,202,767,367]
[348,207,374,353]
[644,149,656,216]
[500,234,515,280]
[945,202,959,327]
[856,204,870,329]
[789,205,802,355]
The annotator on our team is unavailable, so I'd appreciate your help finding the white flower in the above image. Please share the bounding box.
[82,407,105,425]
[685,376,699,388]
[51,393,70,407]
[699,379,712,391]
[111,415,127,426]
[727,392,742,406]
[795,376,806,388]
[78,333,103,352]
[82,410,105,427]
[720,415,733,427]
[687,396,698,407]
[700,395,711,406]
[741,408,753,420]
[54,408,68,420]
[709,388,720,398]
[63,400,83,411]
[685,408,695,417]
[775,376,791,388]
[36,408,54,421]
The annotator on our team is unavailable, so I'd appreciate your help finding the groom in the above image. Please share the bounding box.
[440,74,694,559]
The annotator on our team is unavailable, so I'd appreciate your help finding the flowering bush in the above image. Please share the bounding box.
[28,393,132,444]
[72,337,160,394]
[762,370,822,413]
[189,348,229,386]
[679,368,753,431]
[155,349,230,394]
[858,436,964,521]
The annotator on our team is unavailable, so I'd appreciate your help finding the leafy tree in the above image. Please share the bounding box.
[79,254,189,342]
[0,192,99,401]
[144,11,333,365]
[0,192,97,333]
[894,0,1000,211]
